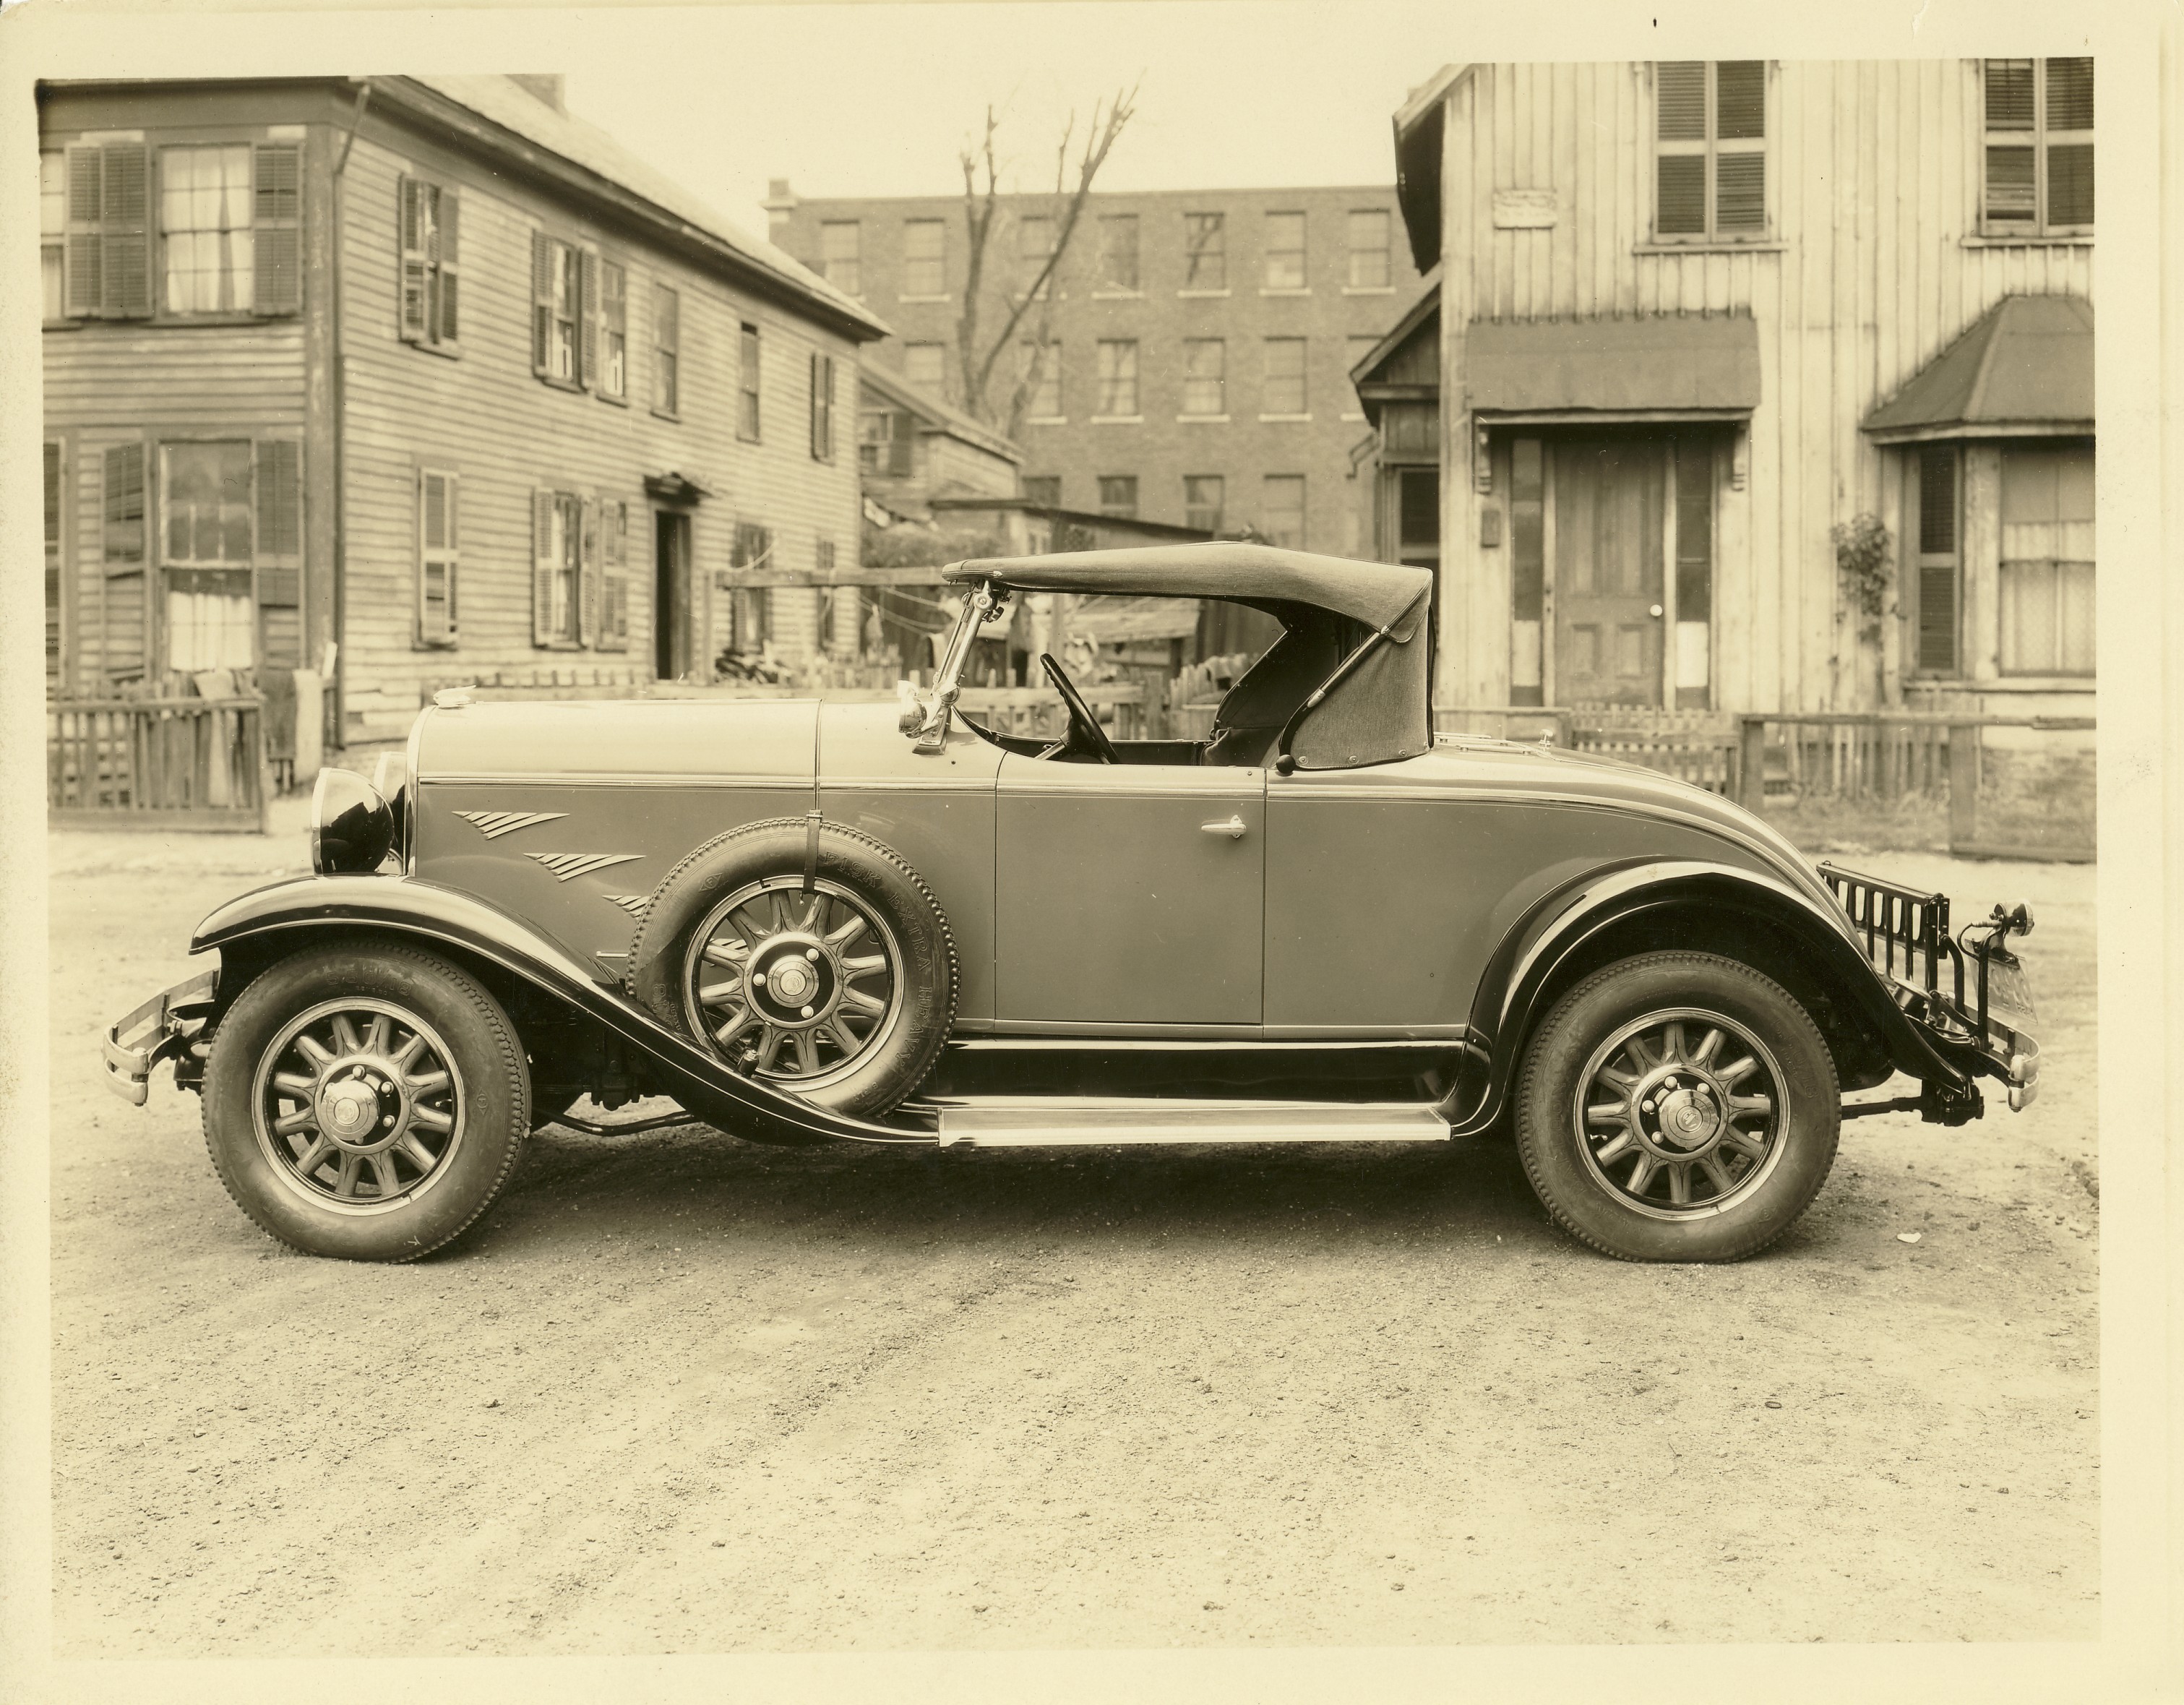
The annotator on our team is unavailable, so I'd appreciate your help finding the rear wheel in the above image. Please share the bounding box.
[1514,951,1839,1262]
[202,944,530,1262]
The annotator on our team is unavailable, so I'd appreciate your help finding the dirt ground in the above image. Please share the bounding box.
[44,805,2097,1654]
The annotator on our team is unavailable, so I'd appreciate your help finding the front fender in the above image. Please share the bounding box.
[190,874,932,1146]
[1445,859,1966,1133]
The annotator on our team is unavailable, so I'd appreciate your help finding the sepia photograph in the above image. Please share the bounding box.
[1,1,2175,1699]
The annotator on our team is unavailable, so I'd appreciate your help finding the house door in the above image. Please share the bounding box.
[1553,440,1664,707]
[655,510,692,681]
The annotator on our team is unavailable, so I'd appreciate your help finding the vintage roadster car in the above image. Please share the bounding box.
[104,544,2039,1265]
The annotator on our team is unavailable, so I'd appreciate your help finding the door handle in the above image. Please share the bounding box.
[1200,815,1248,840]
[1649,604,1664,619]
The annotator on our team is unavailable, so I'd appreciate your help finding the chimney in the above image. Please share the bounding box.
[507,74,565,113]
[762,178,799,241]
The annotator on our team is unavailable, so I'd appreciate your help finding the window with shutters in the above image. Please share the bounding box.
[1909,444,1961,676]
[1261,337,1307,417]
[1095,340,1139,418]
[729,524,773,654]
[398,176,460,350]
[653,283,680,417]
[1182,212,1226,291]
[46,443,65,687]
[1097,215,1139,292]
[1020,340,1062,419]
[1998,444,2094,676]
[1015,214,1056,299]
[1023,476,1061,508]
[532,233,582,385]
[157,143,298,316]
[104,443,146,572]
[1982,59,2092,236]
[159,441,256,672]
[1653,61,1768,243]
[1346,210,1391,290]
[810,352,836,460]
[739,322,763,441]
[1184,474,1224,533]
[1263,211,1307,291]
[40,153,64,322]
[820,220,861,294]
[598,259,627,399]
[1097,476,1138,519]
[902,219,946,298]
[533,489,584,648]
[416,469,460,648]
[64,140,152,319]
[859,408,916,478]
[1260,475,1306,549]
[1180,339,1226,418]
[598,497,631,651]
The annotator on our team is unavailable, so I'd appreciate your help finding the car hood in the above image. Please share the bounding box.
[412,697,820,783]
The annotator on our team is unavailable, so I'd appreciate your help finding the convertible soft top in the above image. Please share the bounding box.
[944,543,1433,639]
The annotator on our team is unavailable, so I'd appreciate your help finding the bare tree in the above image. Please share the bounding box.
[954,86,1138,437]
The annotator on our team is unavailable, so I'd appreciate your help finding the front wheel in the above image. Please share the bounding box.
[1514,951,1839,1262]
[201,943,530,1262]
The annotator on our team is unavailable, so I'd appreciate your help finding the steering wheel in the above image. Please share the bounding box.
[1039,652,1119,765]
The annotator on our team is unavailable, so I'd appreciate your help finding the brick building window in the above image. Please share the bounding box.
[416,468,460,648]
[1023,476,1061,507]
[1098,476,1138,518]
[1020,340,1062,418]
[903,340,949,400]
[1016,214,1055,298]
[398,176,460,349]
[1098,214,1139,290]
[1982,59,2093,233]
[1263,211,1306,289]
[820,220,861,293]
[739,322,762,440]
[1262,338,1307,416]
[1096,340,1139,416]
[903,218,946,296]
[1260,475,1305,549]
[1185,475,1224,533]
[1346,210,1391,288]
[1181,339,1226,416]
[1182,212,1226,291]
[1654,61,1767,240]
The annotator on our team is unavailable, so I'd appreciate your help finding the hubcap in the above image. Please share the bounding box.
[1573,1008,1787,1218]
[682,877,904,1090]
[251,1000,465,1212]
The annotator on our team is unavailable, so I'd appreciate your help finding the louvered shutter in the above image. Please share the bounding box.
[579,251,599,389]
[103,443,146,574]
[530,232,553,375]
[577,497,601,647]
[1656,62,1705,139]
[888,411,914,477]
[64,146,103,317]
[252,143,301,316]
[418,470,458,645]
[1715,153,1765,230]
[533,489,556,644]
[1656,155,1705,235]
[254,440,302,614]
[1714,62,1765,138]
[438,189,460,343]
[1917,447,1959,674]
[100,142,151,319]
[598,500,629,650]
[399,176,427,341]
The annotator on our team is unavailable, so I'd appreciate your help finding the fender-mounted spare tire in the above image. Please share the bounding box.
[625,817,957,1120]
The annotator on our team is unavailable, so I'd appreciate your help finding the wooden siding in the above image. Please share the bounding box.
[1435,61,2094,715]
[337,117,865,739]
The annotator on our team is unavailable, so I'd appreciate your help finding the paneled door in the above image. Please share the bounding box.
[1554,440,1665,706]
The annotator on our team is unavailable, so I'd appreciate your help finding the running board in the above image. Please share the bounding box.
[924,1096,1450,1148]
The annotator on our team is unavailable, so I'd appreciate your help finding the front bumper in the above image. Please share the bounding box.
[102,969,219,1105]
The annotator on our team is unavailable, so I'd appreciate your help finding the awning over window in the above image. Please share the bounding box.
[1466,312,1760,422]
[1863,295,2093,444]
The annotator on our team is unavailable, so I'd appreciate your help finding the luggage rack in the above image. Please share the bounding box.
[1815,862,2029,1044]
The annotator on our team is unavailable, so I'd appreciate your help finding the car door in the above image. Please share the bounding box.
[993,755,1265,1027]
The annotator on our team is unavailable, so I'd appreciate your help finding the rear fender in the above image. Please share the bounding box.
[190,875,932,1146]
[1443,859,1966,1132]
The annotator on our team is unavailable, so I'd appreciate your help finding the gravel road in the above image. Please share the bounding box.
[46,817,2098,1654]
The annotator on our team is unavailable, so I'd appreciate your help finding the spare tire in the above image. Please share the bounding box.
[626,817,957,1119]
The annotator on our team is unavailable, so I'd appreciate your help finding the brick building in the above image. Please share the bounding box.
[40,74,886,742]
[766,181,1424,559]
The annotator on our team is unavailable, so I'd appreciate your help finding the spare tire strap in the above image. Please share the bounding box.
[802,810,823,893]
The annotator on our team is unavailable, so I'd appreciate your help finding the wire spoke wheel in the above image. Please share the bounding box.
[250,997,467,1216]
[1573,1005,1789,1220]
[681,876,906,1094]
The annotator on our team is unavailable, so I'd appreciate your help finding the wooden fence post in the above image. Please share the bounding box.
[1737,716,1768,812]
[1947,722,1980,851]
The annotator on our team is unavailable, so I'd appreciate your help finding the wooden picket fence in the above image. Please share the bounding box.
[955,682,1146,742]
[48,697,272,832]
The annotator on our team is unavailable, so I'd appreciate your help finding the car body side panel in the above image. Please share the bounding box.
[817,703,1005,1022]
[1265,754,1781,1036]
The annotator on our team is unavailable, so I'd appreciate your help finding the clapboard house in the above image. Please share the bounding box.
[1361,59,2095,757]
[40,74,887,744]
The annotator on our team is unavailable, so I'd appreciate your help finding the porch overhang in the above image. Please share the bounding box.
[1465,313,1760,422]
[1862,294,2093,445]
